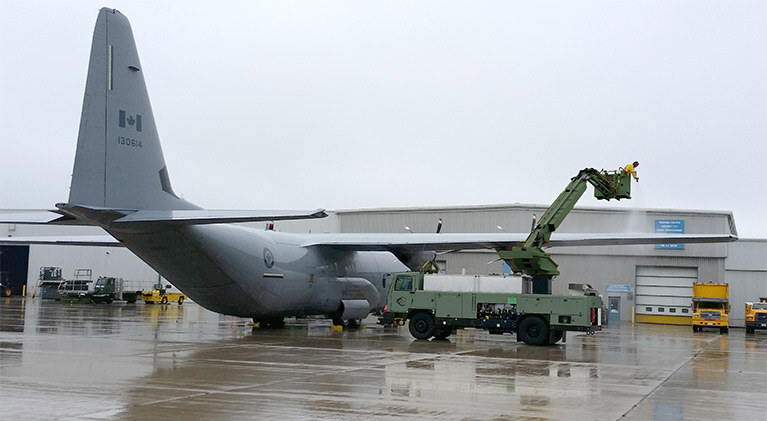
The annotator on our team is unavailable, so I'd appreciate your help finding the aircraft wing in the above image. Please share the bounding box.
[544,233,737,247]
[301,233,526,251]
[300,232,737,252]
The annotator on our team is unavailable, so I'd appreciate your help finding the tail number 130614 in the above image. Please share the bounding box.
[117,136,142,148]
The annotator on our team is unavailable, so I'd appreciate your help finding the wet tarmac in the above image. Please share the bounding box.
[1,297,765,420]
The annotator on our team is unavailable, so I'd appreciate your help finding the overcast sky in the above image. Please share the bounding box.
[1,1,766,238]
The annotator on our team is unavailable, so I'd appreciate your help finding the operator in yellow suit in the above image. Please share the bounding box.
[624,161,639,182]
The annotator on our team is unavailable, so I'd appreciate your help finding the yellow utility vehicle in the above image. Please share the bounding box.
[141,284,186,305]
[691,282,729,333]
[745,298,767,334]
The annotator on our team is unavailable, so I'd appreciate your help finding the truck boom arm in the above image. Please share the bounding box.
[499,168,632,277]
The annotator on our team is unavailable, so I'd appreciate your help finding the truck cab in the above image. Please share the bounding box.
[91,276,116,303]
[745,299,767,334]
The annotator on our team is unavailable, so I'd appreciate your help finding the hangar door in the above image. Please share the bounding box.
[635,266,697,325]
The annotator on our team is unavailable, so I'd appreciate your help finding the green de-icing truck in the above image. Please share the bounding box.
[379,167,634,345]
[380,272,602,345]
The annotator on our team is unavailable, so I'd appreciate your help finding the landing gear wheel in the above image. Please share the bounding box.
[517,316,549,346]
[408,312,435,339]
[331,318,362,329]
[253,317,285,329]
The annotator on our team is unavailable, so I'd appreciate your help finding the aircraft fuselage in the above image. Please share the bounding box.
[107,223,407,318]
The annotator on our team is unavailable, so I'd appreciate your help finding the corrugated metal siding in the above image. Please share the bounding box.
[726,240,767,271]
[553,255,724,322]
[727,269,767,324]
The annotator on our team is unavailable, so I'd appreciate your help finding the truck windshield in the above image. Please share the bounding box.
[753,303,767,310]
[394,276,413,291]
[699,302,724,309]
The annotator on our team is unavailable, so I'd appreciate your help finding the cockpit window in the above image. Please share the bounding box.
[394,276,413,291]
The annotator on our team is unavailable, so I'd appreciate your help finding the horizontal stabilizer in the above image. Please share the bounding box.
[2,207,327,227]
[0,210,91,225]
[113,209,328,225]
[0,235,122,247]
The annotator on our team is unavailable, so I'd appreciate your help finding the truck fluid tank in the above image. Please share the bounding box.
[423,274,522,294]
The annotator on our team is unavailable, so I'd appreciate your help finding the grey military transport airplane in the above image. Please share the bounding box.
[1,8,736,326]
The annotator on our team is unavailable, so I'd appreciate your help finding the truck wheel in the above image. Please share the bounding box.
[720,327,728,334]
[518,316,549,346]
[161,296,168,305]
[178,296,184,305]
[409,312,435,339]
[548,330,564,345]
[433,325,452,340]
[746,327,754,334]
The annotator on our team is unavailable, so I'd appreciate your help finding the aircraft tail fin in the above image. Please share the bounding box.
[68,8,197,211]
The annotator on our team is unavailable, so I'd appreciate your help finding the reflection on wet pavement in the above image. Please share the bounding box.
[1,297,766,420]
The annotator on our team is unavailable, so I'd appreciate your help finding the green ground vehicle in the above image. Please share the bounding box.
[91,276,141,303]
[379,167,631,344]
[380,272,602,345]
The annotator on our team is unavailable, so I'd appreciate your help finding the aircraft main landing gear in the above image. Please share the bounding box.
[251,317,285,329]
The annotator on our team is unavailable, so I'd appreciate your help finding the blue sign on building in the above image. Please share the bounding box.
[605,284,632,293]
[655,219,685,250]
